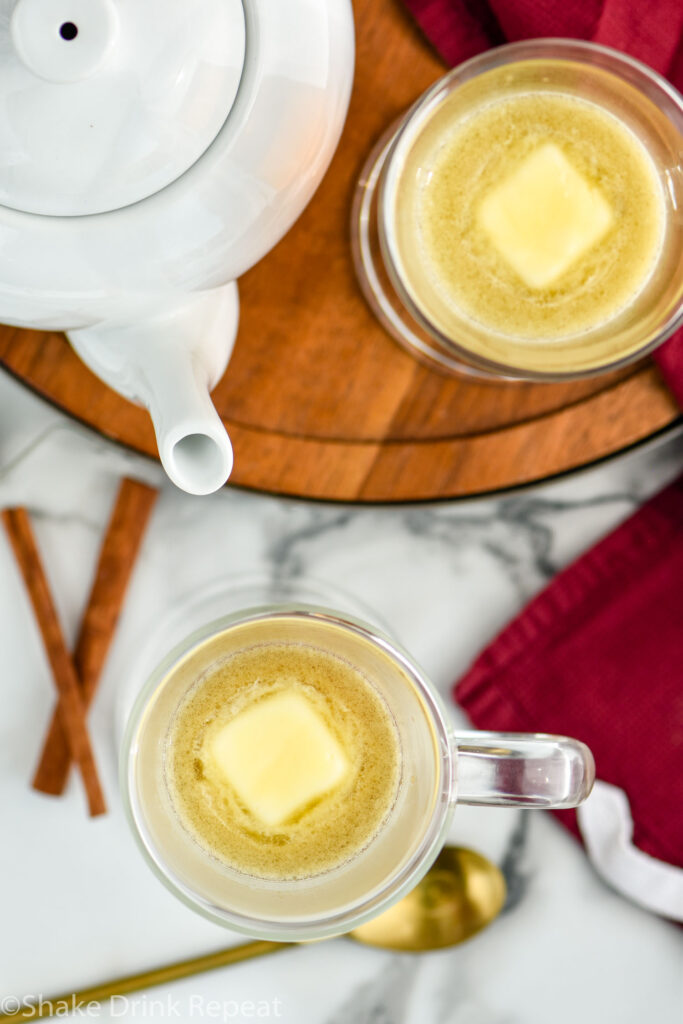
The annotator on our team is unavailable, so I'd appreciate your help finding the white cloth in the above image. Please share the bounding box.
[577,780,683,922]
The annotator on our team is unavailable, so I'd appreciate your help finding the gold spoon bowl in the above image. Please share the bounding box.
[351,846,506,951]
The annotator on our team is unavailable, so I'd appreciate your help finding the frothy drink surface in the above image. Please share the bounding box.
[399,90,665,365]
[166,642,402,880]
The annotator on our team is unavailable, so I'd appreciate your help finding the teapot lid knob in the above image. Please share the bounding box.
[11,0,119,84]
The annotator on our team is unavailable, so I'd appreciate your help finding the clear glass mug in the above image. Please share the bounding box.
[121,603,595,941]
[352,39,683,378]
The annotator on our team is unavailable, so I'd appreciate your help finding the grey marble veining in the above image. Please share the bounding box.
[499,812,532,914]
[1,374,682,1024]
[325,957,420,1024]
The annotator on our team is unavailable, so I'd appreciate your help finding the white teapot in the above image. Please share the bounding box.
[0,0,354,493]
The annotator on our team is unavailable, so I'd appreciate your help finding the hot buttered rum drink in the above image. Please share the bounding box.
[418,94,663,338]
[388,60,672,374]
[166,642,402,880]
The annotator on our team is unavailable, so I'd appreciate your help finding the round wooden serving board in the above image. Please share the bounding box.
[0,0,679,502]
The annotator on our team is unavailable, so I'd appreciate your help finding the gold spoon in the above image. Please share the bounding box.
[1,847,505,1023]
[350,846,506,952]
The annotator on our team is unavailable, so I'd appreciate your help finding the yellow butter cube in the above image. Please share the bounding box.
[208,689,349,826]
[477,142,613,289]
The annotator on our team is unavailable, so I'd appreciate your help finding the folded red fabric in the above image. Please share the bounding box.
[401,0,683,402]
[455,474,683,869]
[405,0,683,79]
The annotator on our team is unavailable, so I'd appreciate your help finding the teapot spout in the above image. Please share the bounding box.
[68,285,238,495]
[142,345,234,496]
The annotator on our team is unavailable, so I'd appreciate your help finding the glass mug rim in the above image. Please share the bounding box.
[378,38,683,381]
[121,603,591,940]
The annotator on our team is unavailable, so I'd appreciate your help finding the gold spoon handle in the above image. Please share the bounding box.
[0,941,290,1023]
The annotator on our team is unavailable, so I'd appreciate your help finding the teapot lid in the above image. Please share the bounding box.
[1,0,245,216]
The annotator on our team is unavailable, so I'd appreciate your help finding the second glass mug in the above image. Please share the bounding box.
[122,604,595,941]
[352,38,683,378]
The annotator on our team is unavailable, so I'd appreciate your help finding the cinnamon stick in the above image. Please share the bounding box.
[32,478,158,797]
[2,507,106,817]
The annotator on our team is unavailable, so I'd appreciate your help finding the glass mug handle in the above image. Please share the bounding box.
[452,731,595,808]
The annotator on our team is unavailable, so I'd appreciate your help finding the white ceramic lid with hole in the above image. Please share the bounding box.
[0,0,245,216]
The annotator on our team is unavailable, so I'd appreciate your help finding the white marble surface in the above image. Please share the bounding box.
[1,372,682,1023]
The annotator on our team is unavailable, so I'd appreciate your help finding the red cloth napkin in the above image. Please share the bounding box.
[455,473,683,870]
[401,0,683,404]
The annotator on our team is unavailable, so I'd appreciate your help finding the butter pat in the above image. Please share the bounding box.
[208,689,349,826]
[477,142,613,289]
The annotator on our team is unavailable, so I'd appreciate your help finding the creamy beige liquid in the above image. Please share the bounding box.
[397,89,666,369]
[166,642,402,880]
